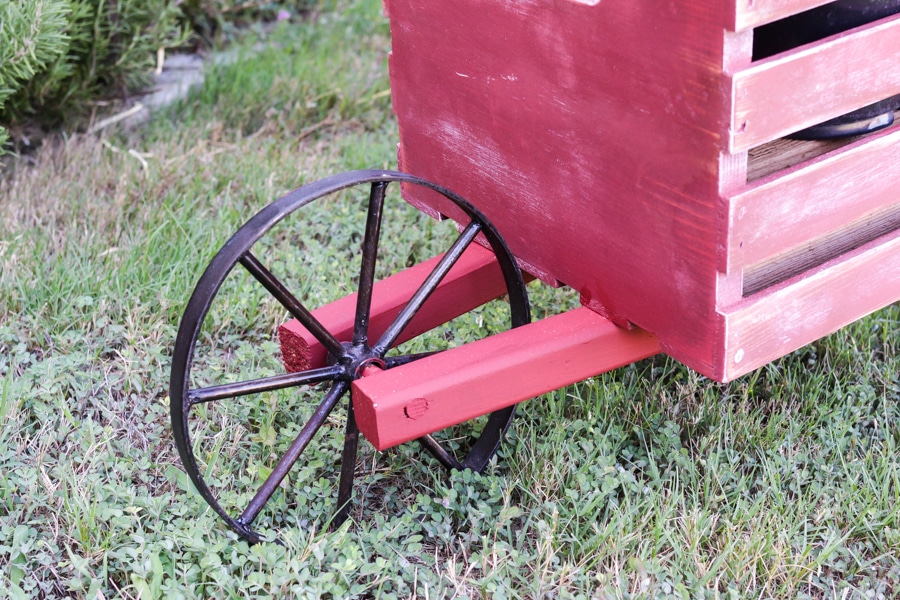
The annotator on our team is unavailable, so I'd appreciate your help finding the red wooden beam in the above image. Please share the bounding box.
[351,307,660,451]
[278,244,516,372]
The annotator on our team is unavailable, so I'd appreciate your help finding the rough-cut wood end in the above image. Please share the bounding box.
[278,322,313,373]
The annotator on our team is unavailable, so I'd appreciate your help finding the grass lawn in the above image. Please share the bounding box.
[1,1,898,597]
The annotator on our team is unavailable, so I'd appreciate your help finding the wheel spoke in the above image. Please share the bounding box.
[332,397,360,530]
[187,365,344,406]
[418,434,464,471]
[373,222,481,354]
[353,182,388,346]
[383,351,442,368]
[239,252,346,359]
[460,406,516,472]
[238,381,349,526]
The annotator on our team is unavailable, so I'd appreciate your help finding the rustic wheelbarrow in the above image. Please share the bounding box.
[170,0,900,542]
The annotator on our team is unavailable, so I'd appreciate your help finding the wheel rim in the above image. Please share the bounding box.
[169,170,530,542]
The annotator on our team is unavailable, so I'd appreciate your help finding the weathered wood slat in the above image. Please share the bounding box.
[278,244,510,372]
[723,124,900,276]
[728,0,833,31]
[743,203,900,296]
[746,133,867,182]
[719,229,900,381]
[730,14,900,152]
[352,307,660,450]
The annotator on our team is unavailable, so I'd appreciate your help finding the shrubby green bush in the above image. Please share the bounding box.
[1,0,188,145]
[180,0,320,46]
[0,0,318,153]
[0,1,71,150]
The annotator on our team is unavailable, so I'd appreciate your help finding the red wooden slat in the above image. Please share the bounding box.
[352,307,660,450]
[722,125,900,274]
[719,230,900,381]
[278,244,510,372]
[730,15,900,152]
[728,0,833,31]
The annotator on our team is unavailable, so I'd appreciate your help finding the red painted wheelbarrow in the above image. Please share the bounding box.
[171,0,900,542]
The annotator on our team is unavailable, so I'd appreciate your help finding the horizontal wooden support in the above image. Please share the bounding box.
[722,124,900,275]
[729,0,833,31]
[719,228,900,381]
[352,307,660,451]
[730,14,900,152]
[278,244,511,372]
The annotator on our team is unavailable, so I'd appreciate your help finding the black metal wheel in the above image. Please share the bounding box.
[170,170,530,543]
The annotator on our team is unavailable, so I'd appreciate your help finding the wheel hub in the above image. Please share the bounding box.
[336,342,387,380]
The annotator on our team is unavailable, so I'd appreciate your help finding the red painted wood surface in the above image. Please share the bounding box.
[722,124,900,274]
[729,0,833,31]
[387,0,900,382]
[352,307,660,451]
[730,14,900,152]
[278,244,510,372]
[388,0,728,377]
[720,229,900,380]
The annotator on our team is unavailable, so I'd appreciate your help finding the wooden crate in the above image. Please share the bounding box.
[385,0,900,382]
